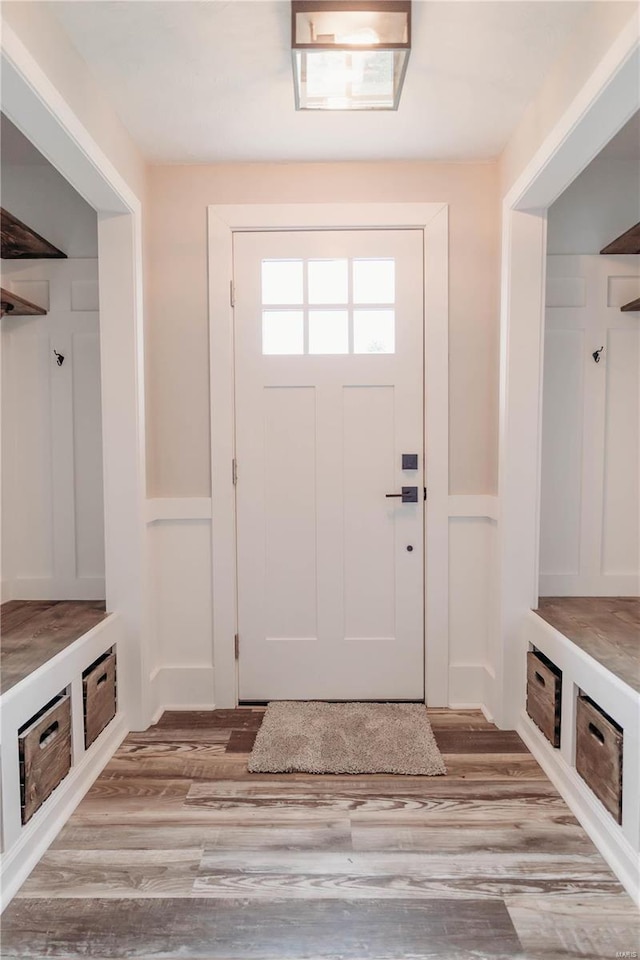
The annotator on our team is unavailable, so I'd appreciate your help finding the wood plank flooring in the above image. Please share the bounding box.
[3,708,639,958]
[0,600,107,694]
[535,596,640,692]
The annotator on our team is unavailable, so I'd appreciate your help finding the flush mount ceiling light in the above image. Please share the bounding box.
[292,1,411,111]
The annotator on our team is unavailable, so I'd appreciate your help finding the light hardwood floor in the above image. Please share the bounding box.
[3,708,638,958]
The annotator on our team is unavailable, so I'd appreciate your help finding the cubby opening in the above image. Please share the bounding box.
[1,113,107,693]
[536,110,640,694]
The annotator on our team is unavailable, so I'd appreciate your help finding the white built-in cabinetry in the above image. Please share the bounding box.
[520,612,640,904]
[0,614,125,906]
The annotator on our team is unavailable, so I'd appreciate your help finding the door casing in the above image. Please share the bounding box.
[208,203,449,708]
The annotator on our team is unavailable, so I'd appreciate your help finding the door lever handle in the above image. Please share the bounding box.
[386,486,419,503]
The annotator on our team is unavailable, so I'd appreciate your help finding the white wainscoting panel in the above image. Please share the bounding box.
[145,496,497,712]
[146,498,212,523]
[540,255,640,596]
[545,276,586,308]
[607,274,640,309]
[540,328,584,577]
[602,327,639,578]
[448,510,496,708]
[72,331,104,580]
[147,512,214,713]
[1,260,105,601]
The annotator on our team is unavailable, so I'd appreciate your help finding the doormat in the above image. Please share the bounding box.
[248,701,446,775]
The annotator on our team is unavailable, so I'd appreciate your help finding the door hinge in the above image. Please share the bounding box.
[234,634,240,659]
[232,458,238,485]
[230,280,235,308]
[424,486,427,501]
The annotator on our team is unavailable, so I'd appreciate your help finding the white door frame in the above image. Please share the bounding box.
[208,203,449,708]
[495,17,639,729]
[1,24,150,729]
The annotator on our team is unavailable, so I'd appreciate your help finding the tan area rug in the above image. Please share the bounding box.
[248,701,446,775]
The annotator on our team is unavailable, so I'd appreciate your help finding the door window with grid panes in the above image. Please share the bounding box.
[261,258,396,355]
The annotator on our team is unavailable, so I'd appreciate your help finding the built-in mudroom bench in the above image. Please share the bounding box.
[0,183,130,906]
[0,602,126,904]
[519,598,640,903]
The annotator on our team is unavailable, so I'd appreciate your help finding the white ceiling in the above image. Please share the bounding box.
[48,0,596,163]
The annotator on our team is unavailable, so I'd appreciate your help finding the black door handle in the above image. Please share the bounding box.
[386,486,418,503]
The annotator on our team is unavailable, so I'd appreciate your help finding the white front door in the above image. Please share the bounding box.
[233,229,424,701]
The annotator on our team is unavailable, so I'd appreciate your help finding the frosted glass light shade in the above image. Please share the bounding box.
[292,1,411,111]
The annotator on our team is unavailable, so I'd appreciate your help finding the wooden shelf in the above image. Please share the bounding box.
[0,287,47,317]
[1,207,66,260]
[621,296,640,313]
[600,222,640,255]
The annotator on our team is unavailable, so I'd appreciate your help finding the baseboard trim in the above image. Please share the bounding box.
[0,714,127,910]
[150,705,165,725]
[479,703,495,724]
[448,663,493,708]
[518,712,640,906]
[448,702,495,725]
[149,665,216,716]
[0,578,15,603]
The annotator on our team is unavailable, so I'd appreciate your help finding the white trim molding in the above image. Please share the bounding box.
[208,202,449,708]
[508,16,640,213]
[0,23,137,215]
[448,663,496,710]
[149,665,216,716]
[146,498,212,524]
[448,495,498,521]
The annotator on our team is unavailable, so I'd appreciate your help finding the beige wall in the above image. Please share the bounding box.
[146,161,499,497]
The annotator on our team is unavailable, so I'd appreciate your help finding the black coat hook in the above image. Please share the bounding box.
[592,346,604,364]
[53,350,65,366]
